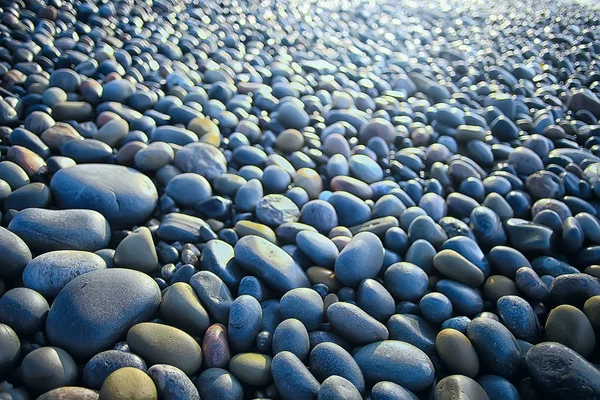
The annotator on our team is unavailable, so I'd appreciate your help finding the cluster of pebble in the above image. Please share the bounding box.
[1,0,600,398]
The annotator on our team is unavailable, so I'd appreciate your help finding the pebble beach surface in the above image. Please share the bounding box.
[1,0,600,398]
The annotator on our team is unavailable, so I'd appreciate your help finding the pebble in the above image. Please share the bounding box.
[477,375,520,400]
[327,302,389,345]
[0,226,32,278]
[334,232,384,287]
[234,235,310,293]
[189,271,233,324]
[466,318,522,379]
[196,368,243,400]
[371,381,419,400]
[433,249,485,288]
[436,329,479,378]
[526,342,600,399]
[228,295,262,353]
[166,173,212,208]
[229,353,273,386]
[1,0,600,398]
[99,367,157,400]
[147,364,200,400]
[0,323,20,379]
[83,350,147,390]
[201,323,231,369]
[22,250,107,298]
[309,342,365,393]
[50,164,158,228]
[497,295,540,343]
[271,351,320,399]
[0,287,49,336]
[544,304,596,358]
[160,282,210,337]
[256,194,300,226]
[387,314,436,356]
[114,227,158,273]
[8,208,111,253]
[45,269,160,358]
[354,340,435,392]
[37,387,100,400]
[384,262,429,301]
[20,347,78,393]
[280,288,324,331]
[127,322,202,375]
[434,375,490,400]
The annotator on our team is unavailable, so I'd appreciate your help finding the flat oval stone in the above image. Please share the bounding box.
[526,342,600,399]
[335,232,384,287]
[544,304,596,358]
[83,350,147,390]
[476,376,520,400]
[234,235,310,294]
[488,246,531,278]
[147,364,200,400]
[467,318,522,379]
[436,329,479,378]
[127,322,202,375]
[196,368,243,400]
[8,208,111,253]
[0,226,32,278]
[272,351,320,400]
[434,375,489,400]
[354,340,435,392]
[23,250,107,298]
[46,268,161,359]
[50,164,158,228]
[327,302,388,345]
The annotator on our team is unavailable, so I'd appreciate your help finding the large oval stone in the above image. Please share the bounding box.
[45,268,161,359]
[50,164,158,228]
[8,208,111,253]
[23,251,107,298]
